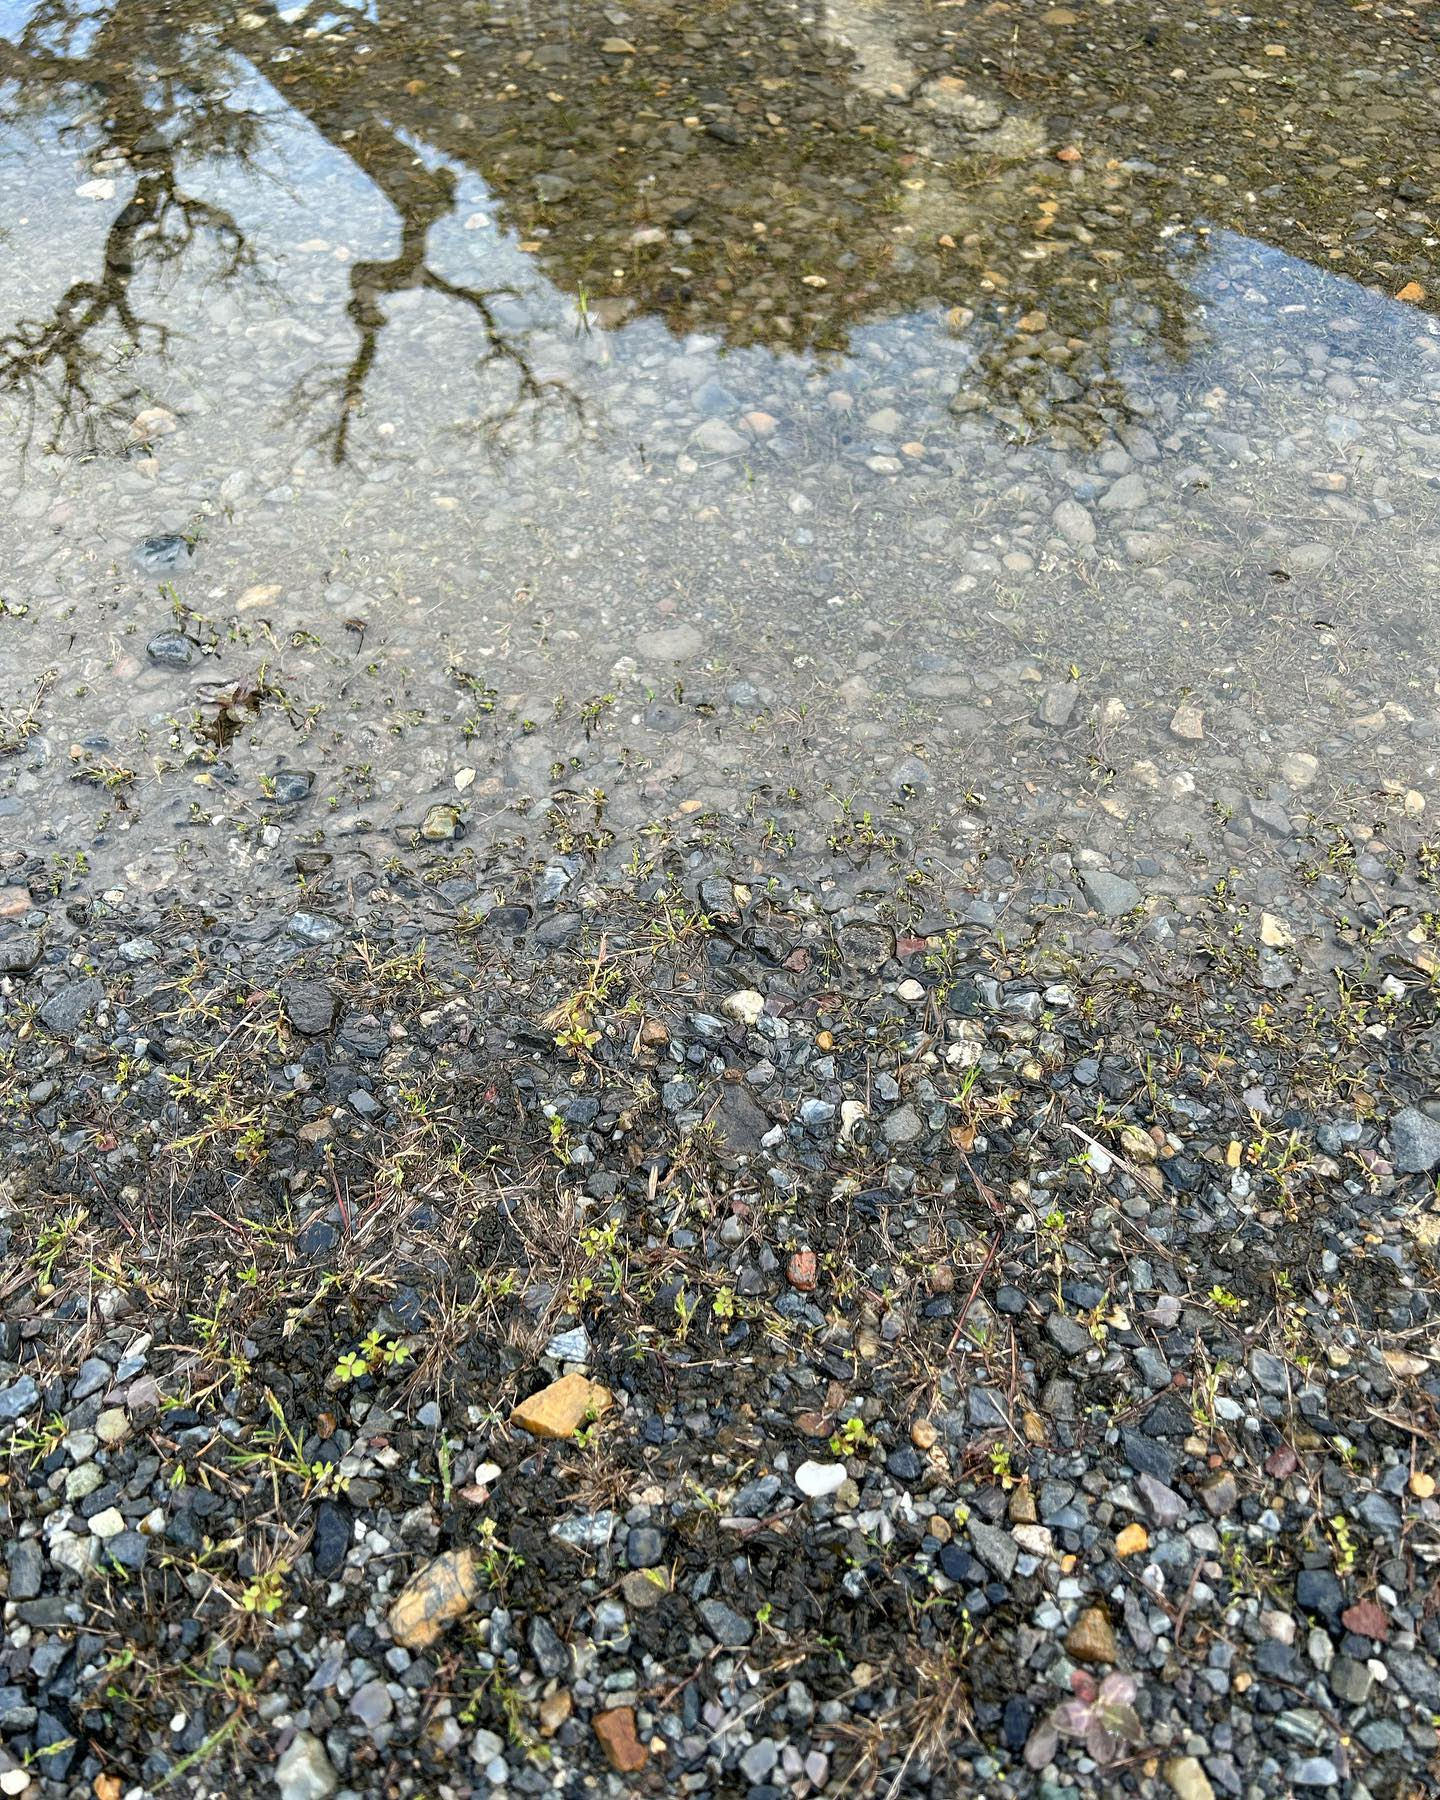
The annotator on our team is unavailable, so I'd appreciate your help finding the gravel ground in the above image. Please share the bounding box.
[2,836,1438,1800]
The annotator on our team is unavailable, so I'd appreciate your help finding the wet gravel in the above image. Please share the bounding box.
[1,835,1438,1798]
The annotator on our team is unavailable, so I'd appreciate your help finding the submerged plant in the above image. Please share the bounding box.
[1024,1670,1143,1769]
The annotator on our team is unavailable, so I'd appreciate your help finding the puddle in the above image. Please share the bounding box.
[1,0,1438,920]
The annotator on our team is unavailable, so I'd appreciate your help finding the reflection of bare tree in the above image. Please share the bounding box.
[0,15,258,452]
[240,45,583,464]
[1,0,1206,459]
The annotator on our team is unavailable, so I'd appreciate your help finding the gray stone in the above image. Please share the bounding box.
[550,1510,615,1549]
[529,1615,571,1679]
[1046,1313,1092,1355]
[1288,1758,1338,1787]
[1248,796,1295,838]
[698,1598,753,1646]
[967,1519,1018,1580]
[7,1540,43,1601]
[883,1104,923,1146]
[349,1680,393,1731]
[146,631,195,669]
[1136,1472,1187,1529]
[0,930,43,973]
[1052,499,1096,547]
[281,978,337,1035]
[692,419,746,457]
[1250,1349,1288,1396]
[38,977,102,1035]
[544,1325,591,1364]
[1036,683,1078,730]
[1098,471,1148,510]
[1328,1656,1373,1705]
[0,1375,39,1422]
[72,1357,111,1401]
[740,1739,779,1783]
[275,1730,338,1800]
[1388,1105,1440,1173]
[1080,870,1141,917]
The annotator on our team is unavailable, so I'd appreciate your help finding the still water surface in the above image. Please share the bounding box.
[1,0,1437,922]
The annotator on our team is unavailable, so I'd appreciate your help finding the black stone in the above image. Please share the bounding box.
[1139,1393,1191,1437]
[146,631,195,669]
[296,1217,339,1258]
[312,1501,350,1578]
[886,1447,923,1483]
[938,1543,976,1583]
[1122,1429,1176,1484]
[528,1615,571,1680]
[281,978,337,1035]
[1001,1696,1033,1753]
[1295,1567,1346,1625]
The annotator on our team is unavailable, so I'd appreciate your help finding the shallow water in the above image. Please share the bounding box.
[1,0,1437,917]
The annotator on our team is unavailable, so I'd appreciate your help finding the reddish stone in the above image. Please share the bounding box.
[1341,1600,1389,1641]
[1264,1445,1299,1479]
[787,1249,818,1291]
[594,1707,648,1772]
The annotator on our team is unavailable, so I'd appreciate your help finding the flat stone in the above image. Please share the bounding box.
[1066,1606,1118,1663]
[1169,699,1204,741]
[0,930,42,973]
[967,1518,1018,1580]
[0,1376,39,1422]
[1080,870,1141,917]
[698,1598,753,1646]
[1036,682,1078,730]
[349,1680,392,1731]
[281,979,337,1036]
[275,1731,338,1800]
[1389,1106,1440,1173]
[543,1325,591,1365]
[593,1707,647,1772]
[1199,1471,1238,1517]
[1165,1756,1215,1800]
[528,1615,571,1679]
[1340,1599,1388,1641]
[6,1541,43,1601]
[883,1104,924,1145]
[511,1373,611,1439]
[39,977,102,1036]
[388,1549,480,1650]
[311,1501,350,1578]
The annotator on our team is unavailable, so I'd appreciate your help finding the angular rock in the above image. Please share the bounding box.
[1066,1606,1118,1664]
[698,1598,753,1646]
[1080,870,1141,917]
[967,1518,1018,1580]
[511,1373,611,1439]
[1388,1105,1440,1173]
[594,1706,647,1772]
[281,979,337,1036]
[1165,1756,1215,1800]
[275,1731,338,1800]
[388,1548,480,1649]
